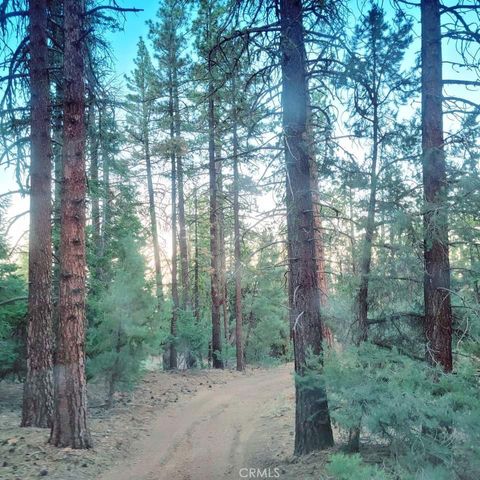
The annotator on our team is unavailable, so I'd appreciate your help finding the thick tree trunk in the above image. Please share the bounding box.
[49,0,92,449]
[279,0,333,454]
[21,0,54,429]
[309,156,333,347]
[232,87,244,372]
[209,79,223,369]
[50,0,63,335]
[421,0,453,372]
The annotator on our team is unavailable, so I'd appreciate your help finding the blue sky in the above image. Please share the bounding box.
[106,1,159,77]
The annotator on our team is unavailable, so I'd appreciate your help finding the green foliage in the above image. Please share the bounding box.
[319,344,480,479]
[0,261,27,379]
[327,453,391,480]
[0,202,27,379]
[176,308,210,367]
[218,341,236,367]
[86,159,161,400]
[242,232,290,365]
[88,235,159,399]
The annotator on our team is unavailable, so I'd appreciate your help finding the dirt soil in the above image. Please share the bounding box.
[0,364,335,480]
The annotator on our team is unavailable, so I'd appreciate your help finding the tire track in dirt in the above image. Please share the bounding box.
[99,365,293,480]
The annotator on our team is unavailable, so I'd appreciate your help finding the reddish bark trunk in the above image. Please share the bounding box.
[21,0,54,429]
[310,161,333,347]
[49,0,92,449]
[279,0,333,455]
[421,0,453,372]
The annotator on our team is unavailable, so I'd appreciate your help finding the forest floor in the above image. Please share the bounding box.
[0,363,337,480]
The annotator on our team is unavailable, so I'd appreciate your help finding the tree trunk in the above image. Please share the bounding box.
[347,112,379,453]
[144,116,164,307]
[49,0,92,449]
[193,189,200,320]
[169,78,179,370]
[89,104,101,258]
[209,75,223,369]
[173,68,190,311]
[348,179,356,274]
[216,147,229,347]
[421,0,453,372]
[50,0,63,339]
[21,0,54,429]
[354,103,379,344]
[309,152,333,347]
[279,0,333,454]
[232,84,244,372]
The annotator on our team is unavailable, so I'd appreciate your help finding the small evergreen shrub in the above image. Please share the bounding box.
[176,308,210,367]
[87,236,159,404]
[305,344,480,479]
[327,453,391,480]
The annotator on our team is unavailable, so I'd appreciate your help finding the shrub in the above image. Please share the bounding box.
[305,343,480,479]
[327,453,391,480]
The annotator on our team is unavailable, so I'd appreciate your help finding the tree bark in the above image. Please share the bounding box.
[169,76,179,370]
[232,81,244,371]
[421,0,453,372]
[216,146,229,346]
[354,102,379,344]
[21,0,54,429]
[49,0,92,449]
[309,155,333,347]
[193,189,200,321]
[209,76,223,369]
[50,0,63,337]
[279,0,333,454]
[173,67,190,311]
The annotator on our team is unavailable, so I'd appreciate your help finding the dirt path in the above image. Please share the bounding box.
[100,364,294,480]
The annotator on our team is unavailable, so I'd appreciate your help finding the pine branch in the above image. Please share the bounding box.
[0,296,27,307]
[86,5,143,16]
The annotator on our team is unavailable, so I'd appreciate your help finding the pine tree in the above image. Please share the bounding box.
[125,38,164,307]
[278,0,334,454]
[21,0,54,429]
[50,0,92,449]
[341,5,413,345]
[421,0,453,372]
[88,179,156,407]
[149,0,192,369]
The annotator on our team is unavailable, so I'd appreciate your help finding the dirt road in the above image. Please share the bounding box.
[100,364,294,480]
